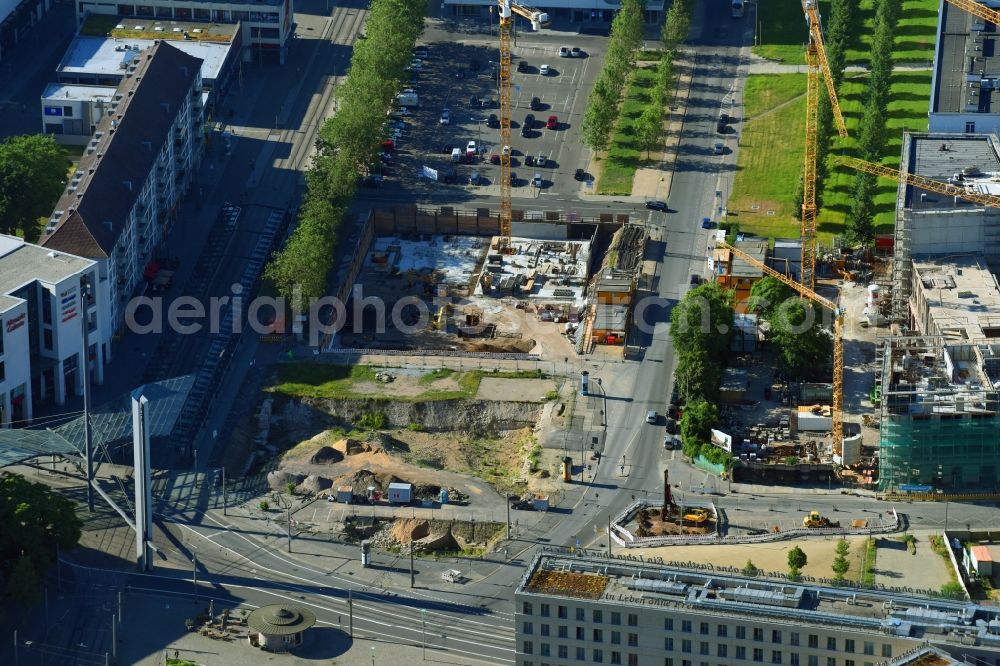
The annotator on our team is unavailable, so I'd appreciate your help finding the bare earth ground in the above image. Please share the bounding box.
[476,377,558,402]
[353,373,462,398]
[279,427,535,498]
[873,535,955,592]
[625,536,868,581]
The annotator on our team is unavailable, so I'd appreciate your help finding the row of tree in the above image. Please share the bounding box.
[580,0,648,151]
[0,134,68,241]
[635,0,693,158]
[264,0,426,302]
[0,473,81,602]
[846,0,902,244]
[748,276,832,380]
[669,281,734,466]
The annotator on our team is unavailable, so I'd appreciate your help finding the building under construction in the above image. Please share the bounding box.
[876,249,1000,492]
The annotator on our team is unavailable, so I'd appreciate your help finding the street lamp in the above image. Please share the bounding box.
[370,646,376,666]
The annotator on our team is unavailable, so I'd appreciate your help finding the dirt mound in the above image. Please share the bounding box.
[309,446,344,464]
[391,518,430,544]
[267,470,304,491]
[462,338,535,353]
[413,483,441,499]
[333,438,370,456]
[297,474,333,495]
[335,469,379,496]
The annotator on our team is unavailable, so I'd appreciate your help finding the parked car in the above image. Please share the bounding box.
[539,64,550,75]
[487,113,499,128]
[547,115,558,129]
[559,46,570,57]
[439,109,450,125]
[665,418,678,435]
[537,154,547,167]
[690,274,702,285]
[469,95,481,108]
[466,140,477,156]
[574,168,586,181]
[517,60,528,73]
[510,171,518,185]
[470,171,482,185]
[702,217,713,229]
[522,114,535,137]
[525,155,535,166]
[441,167,457,184]
[645,200,668,211]
[530,96,542,110]
[646,410,658,424]
[571,46,582,57]
[490,153,500,164]
[533,172,543,187]
[713,141,724,154]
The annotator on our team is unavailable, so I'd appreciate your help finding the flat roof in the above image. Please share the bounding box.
[901,133,1000,211]
[58,36,230,82]
[933,0,1000,115]
[42,83,118,103]
[912,253,1000,339]
[0,235,94,312]
[80,14,240,40]
[518,553,1000,647]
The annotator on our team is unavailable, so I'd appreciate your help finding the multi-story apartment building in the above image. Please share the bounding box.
[41,40,202,332]
[515,553,1000,666]
[0,235,111,426]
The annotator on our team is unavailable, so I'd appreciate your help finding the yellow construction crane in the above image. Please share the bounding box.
[839,155,1000,208]
[497,0,549,254]
[944,0,1000,26]
[800,0,847,291]
[717,240,846,454]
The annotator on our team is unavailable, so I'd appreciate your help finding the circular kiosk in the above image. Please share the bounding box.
[246,604,316,652]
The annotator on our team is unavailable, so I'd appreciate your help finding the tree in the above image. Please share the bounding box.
[582,91,617,151]
[846,172,877,245]
[661,0,691,49]
[742,559,759,576]
[787,546,807,579]
[748,276,794,317]
[0,135,68,239]
[680,399,718,455]
[637,106,663,158]
[0,473,82,602]
[766,300,833,379]
[832,542,851,582]
[675,347,722,402]
[670,282,733,361]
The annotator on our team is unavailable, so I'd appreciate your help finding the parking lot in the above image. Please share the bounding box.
[370,28,604,203]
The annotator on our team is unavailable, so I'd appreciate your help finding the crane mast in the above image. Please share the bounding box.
[800,0,846,291]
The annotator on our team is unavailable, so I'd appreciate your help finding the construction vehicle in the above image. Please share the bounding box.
[682,508,710,525]
[799,0,847,291]
[803,510,840,528]
[838,156,1000,209]
[718,241,846,455]
[496,0,550,254]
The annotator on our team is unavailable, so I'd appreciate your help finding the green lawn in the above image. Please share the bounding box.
[729,69,931,242]
[753,0,937,66]
[270,364,544,402]
[729,74,807,240]
[822,70,932,235]
[844,0,939,65]
[597,68,658,195]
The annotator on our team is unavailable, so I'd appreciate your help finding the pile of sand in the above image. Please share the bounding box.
[332,438,370,456]
[391,518,430,544]
[297,474,333,494]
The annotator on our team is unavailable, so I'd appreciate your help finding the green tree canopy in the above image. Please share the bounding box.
[0,473,82,602]
[748,276,795,317]
[0,135,68,240]
[766,300,833,379]
[787,545,808,573]
[670,281,734,361]
[680,398,718,453]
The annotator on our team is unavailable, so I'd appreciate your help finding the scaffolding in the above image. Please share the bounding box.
[877,336,1000,491]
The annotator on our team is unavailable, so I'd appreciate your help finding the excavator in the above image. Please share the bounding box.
[682,508,710,526]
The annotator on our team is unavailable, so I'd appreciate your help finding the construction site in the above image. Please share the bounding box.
[337,209,648,356]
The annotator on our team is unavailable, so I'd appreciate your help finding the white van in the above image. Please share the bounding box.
[451,147,461,162]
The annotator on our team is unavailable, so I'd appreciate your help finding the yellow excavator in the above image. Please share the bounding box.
[803,511,840,528]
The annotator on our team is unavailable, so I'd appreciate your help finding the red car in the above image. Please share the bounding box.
[490,153,500,164]
[546,115,558,129]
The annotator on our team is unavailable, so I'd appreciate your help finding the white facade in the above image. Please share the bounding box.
[41,84,117,145]
[0,236,112,427]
